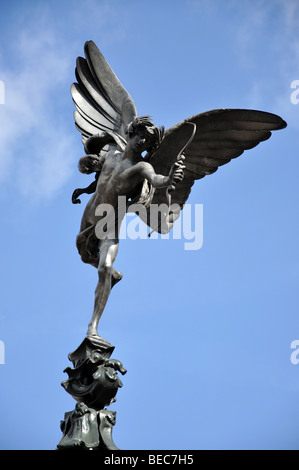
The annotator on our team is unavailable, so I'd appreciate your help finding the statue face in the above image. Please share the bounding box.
[128,129,154,154]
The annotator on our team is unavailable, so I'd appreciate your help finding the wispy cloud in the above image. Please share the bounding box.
[0,7,77,201]
[273,1,299,130]
[230,0,299,128]
[0,1,131,202]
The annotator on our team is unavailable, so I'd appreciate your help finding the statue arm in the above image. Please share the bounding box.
[72,133,110,205]
[139,160,185,189]
[72,173,100,204]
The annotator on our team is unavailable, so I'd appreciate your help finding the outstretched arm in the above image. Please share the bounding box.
[139,157,185,189]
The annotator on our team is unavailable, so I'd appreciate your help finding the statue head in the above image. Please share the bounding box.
[78,155,102,174]
[125,115,164,155]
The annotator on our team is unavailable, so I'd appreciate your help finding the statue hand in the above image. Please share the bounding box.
[72,188,82,204]
[168,155,185,192]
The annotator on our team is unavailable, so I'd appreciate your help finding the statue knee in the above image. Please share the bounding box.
[98,261,113,278]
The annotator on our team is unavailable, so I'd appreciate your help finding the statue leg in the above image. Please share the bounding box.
[87,239,119,337]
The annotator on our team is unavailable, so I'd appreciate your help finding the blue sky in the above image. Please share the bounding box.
[0,0,298,450]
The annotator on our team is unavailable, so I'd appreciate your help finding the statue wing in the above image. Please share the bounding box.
[71,40,137,150]
[141,109,286,234]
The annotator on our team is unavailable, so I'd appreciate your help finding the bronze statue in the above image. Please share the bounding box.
[72,116,186,337]
[71,40,286,339]
[58,40,286,451]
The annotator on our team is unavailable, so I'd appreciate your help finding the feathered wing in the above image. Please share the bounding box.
[71,45,287,235]
[142,109,287,234]
[71,40,137,150]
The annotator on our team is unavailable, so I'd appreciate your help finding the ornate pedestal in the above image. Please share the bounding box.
[57,335,126,450]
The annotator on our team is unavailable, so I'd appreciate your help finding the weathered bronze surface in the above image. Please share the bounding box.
[71,41,286,339]
[58,40,286,449]
[58,336,126,449]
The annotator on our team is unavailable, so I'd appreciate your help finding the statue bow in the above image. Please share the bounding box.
[149,122,196,236]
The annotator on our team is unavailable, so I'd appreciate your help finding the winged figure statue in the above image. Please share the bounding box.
[71,41,286,337]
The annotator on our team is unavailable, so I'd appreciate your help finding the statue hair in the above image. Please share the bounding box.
[125,115,165,154]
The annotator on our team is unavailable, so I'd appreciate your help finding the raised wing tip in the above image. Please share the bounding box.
[84,40,96,48]
[187,108,287,132]
[278,117,287,129]
[243,109,287,130]
[76,56,85,68]
[263,110,287,129]
[84,40,101,57]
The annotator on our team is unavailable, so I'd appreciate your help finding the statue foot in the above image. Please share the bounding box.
[112,270,123,288]
[87,327,99,337]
